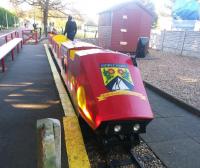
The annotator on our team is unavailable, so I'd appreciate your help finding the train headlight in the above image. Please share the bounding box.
[133,124,140,132]
[114,125,121,133]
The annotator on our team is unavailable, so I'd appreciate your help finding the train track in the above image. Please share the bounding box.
[84,136,164,168]
[107,148,143,168]
[79,116,164,168]
[97,147,143,168]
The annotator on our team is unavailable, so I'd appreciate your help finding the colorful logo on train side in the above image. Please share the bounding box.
[100,64,134,91]
[98,64,146,102]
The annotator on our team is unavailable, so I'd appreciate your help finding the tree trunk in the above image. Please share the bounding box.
[43,10,48,37]
[43,0,49,37]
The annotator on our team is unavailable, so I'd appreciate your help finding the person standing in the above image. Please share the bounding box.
[63,15,77,41]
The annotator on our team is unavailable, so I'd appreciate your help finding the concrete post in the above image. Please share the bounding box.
[37,118,61,168]
[180,31,186,56]
[161,30,166,52]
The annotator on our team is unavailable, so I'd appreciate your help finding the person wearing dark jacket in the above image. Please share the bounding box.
[63,15,77,41]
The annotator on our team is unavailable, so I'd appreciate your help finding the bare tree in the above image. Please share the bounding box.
[10,0,65,36]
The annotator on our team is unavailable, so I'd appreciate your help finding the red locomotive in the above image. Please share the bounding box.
[50,37,154,145]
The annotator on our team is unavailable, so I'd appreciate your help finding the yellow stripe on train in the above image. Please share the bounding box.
[52,35,69,47]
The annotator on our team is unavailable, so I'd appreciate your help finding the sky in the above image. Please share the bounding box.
[0,0,12,9]
[0,0,165,13]
[68,0,165,22]
[69,0,165,15]
[0,0,165,22]
[0,0,140,13]
[73,0,132,14]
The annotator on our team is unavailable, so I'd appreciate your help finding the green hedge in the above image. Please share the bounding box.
[0,7,18,28]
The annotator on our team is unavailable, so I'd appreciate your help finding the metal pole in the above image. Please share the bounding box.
[5,12,8,29]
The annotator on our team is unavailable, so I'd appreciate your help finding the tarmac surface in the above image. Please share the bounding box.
[142,88,200,168]
[0,44,67,168]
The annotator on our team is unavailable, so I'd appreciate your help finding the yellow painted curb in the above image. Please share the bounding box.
[44,44,91,168]
[63,116,90,168]
[44,44,74,117]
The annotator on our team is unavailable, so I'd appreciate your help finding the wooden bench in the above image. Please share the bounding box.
[0,38,23,72]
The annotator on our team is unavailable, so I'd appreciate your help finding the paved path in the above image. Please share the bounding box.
[142,88,200,168]
[0,44,67,168]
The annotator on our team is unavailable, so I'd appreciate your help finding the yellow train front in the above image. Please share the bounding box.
[50,35,154,146]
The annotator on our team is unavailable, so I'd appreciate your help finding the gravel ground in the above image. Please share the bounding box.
[86,139,165,168]
[133,141,166,168]
[137,49,200,110]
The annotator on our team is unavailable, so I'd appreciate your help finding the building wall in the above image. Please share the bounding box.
[98,26,112,49]
[98,12,112,49]
[111,3,152,52]
[98,2,153,52]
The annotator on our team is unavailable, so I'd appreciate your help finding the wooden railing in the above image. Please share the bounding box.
[0,31,19,45]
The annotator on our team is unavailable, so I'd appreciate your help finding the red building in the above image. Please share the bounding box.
[98,1,154,53]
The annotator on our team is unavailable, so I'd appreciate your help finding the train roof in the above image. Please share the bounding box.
[75,48,129,57]
[61,41,96,49]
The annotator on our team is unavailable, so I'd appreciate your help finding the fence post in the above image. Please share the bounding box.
[180,31,186,56]
[22,30,25,44]
[35,31,38,44]
[5,36,8,43]
[161,30,166,52]
[84,29,86,38]
[16,31,19,38]
[95,30,97,38]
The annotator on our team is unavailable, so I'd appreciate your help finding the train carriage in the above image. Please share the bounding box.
[50,38,154,145]
[60,41,100,81]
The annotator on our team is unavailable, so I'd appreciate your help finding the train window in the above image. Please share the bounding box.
[64,65,67,73]
[123,15,128,19]
[120,29,127,32]
[70,50,76,60]
[120,41,128,45]
[62,58,65,69]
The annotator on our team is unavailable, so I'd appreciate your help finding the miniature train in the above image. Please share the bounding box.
[49,34,154,146]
